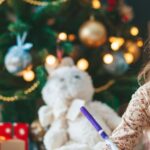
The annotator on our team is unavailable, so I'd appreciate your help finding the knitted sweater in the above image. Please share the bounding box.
[102,81,150,150]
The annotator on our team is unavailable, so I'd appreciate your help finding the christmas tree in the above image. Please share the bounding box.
[0,0,144,124]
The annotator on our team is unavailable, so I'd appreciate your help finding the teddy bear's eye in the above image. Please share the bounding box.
[74,75,80,79]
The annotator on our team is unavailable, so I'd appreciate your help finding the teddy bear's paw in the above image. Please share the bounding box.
[43,129,68,150]
[38,106,53,128]
[94,142,108,150]
[55,143,92,150]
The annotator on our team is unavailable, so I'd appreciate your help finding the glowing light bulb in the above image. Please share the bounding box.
[46,55,57,66]
[109,37,125,51]
[23,70,35,82]
[92,0,101,9]
[58,32,67,41]
[124,52,134,64]
[137,39,144,47]
[103,54,114,64]
[111,42,120,51]
[130,26,139,36]
[68,34,76,41]
[77,58,89,71]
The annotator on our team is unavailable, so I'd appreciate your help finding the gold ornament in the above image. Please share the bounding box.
[126,41,140,62]
[79,18,107,48]
[30,120,45,142]
[0,0,5,5]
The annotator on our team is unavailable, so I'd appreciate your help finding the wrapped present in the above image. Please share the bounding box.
[13,123,29,150]
[0,123,29,150]
[0,139,25,150]
[0,123,12,140]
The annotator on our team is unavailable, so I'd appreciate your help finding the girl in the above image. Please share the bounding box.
[101,40,150,150]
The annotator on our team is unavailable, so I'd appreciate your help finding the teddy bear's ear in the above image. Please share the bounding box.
[45,60,59,75]
[59,57,75,67]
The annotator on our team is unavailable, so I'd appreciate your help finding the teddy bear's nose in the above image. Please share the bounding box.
[74,75,80,79]
[60,78,65,82]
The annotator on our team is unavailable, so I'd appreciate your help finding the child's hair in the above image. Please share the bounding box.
[138,39,150,85]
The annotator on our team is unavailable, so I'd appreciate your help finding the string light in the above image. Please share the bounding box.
[124,52,134,64]
[137,39,144,47]
[77,58,89,71]
[0,81,40,102]
[103,53,114,64]
[24,81,40,94]
[58,32,67,41]
[130,26,139,36]
[23,70,35,82]
[92,0,101,9]
[46,55,57,66]
[23,0,48,6]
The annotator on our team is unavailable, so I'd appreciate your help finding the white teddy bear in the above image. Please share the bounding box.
[38,57,121,150]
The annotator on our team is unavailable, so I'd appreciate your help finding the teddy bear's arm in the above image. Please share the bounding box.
[38,105,54,128]
[98,102,121,130]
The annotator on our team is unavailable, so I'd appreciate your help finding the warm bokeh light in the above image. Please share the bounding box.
[77,58,89,71]
[111,42,120,51]
[92,0,101,9]
[46,55,57,66]
[130,26,139,36]
[124,52,134,64]
[103,53,114,64]
[137,39,144,47]
[109,37,125,51]
[23,70,35,82]
[68,34,76,41]
[58,32,67,41]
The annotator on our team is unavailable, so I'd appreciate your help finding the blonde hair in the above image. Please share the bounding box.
[138,39,150,85]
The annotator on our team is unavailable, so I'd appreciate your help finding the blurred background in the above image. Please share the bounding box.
[0,0,150,149]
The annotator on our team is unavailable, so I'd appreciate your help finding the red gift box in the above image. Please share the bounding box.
[0,123,28,150]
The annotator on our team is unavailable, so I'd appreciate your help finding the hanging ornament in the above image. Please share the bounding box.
[77,58,89,71]
[4,32,32,76]
[23,70,35,82]
[119,3,134,22]
[79,17,107,48]
[103,52,128,76]
[126,41,140,62]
